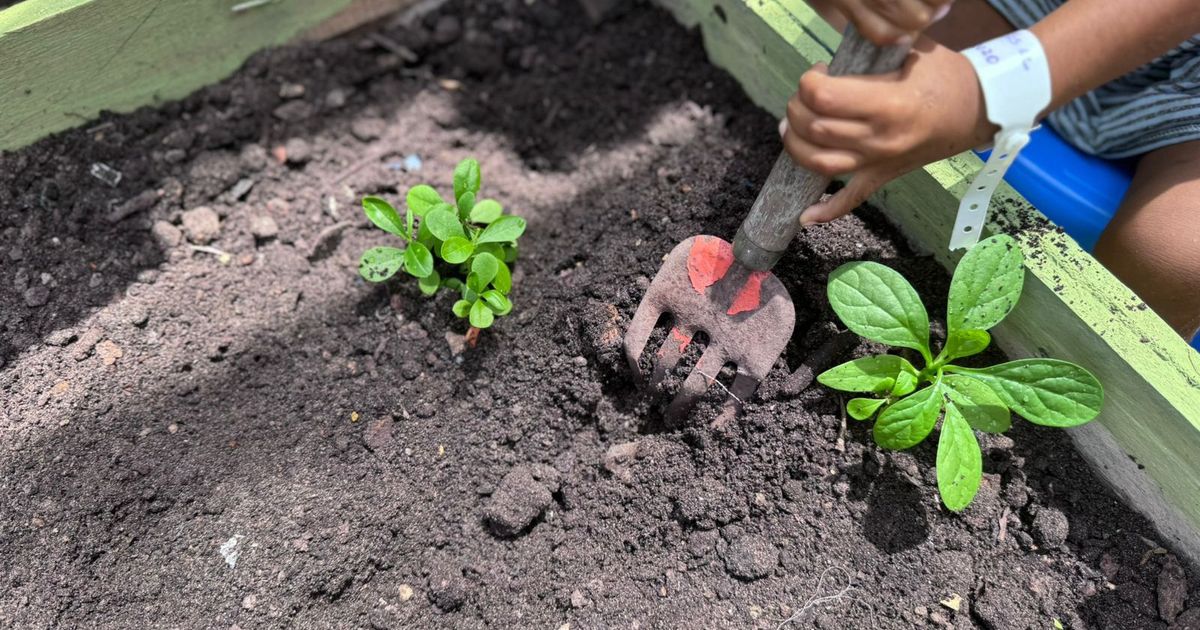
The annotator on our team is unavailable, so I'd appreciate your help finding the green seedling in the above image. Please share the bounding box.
[358,158,525,336]
[817,234,1103,511]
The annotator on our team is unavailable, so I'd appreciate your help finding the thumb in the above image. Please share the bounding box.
[798,172,883,227]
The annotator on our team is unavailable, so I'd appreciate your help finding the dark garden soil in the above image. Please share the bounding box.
[1,1,1198,628]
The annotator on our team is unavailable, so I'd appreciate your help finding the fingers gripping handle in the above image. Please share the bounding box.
[732,27,910,271]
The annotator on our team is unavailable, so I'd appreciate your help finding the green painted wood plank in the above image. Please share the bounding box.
[0,0,362,151]
[656,0,1200,560]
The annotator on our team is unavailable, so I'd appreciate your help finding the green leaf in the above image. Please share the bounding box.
[494,260,512,294]
[418,269,441,296]
[942,329,991,362]
[470,199,503,224]
[471,253,499,287]
[416,219,441,250]
[452,299,472,318]
[467,271,486,295]
[454,158,482,201]
[403,242,434,278]
[503,244,519,263]
[443,277,463,291]
[817,355,918,395]
[827,261,931,360]
[874,378,944,450]
[405,206,414,239]
[943,375,1011,433]
[469,299,494,328]
[892,369,918,396]
[481,289,512,316]
[424,206,465,241]
[474,243,504,260]
[937,401,983,511]
[440,237,474,264]
[406,185,444,217]
[462,284,478,303]
[847,397,886,420]
[358,246,406,282]
[477,215,526,244]
[457,191,476,218]
[362,197,406,238]
[947,234,1024,333]
[950,359,1102,427]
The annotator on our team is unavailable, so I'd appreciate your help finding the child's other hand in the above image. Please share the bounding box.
[833,0,954,45]
[782,38,993,226]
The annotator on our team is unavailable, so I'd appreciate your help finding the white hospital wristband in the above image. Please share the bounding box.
[950,29,1052,250]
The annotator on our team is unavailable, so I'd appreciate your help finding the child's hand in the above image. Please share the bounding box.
[832,0,954,45]
[782,38,994,226]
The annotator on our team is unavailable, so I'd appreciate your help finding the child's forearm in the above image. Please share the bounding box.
[1032,0,1200,114]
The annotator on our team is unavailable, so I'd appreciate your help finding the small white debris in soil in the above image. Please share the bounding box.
[167,423,179,434]
[89,163,123,187]
[403,154,423,172]
[279,83,306,99]
[241,593,257,610]
[397,584,414,602]
[438,78,463,91]
[748,604,762,619]
[220,534,246,568]
[940,594,962,612]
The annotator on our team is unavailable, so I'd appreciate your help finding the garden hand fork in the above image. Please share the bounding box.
[624,27,910,422]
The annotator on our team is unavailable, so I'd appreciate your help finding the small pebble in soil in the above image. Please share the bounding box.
[44,328,77,347]
[1159,557,1188,622]
[324,88,347,109]
[397,584,414,602]
[723,535,778,581]
[126,307,150,327]
[427,569,467,611]
[24,285,50,308]
[569,589,590,609]
[181,207,221,244]
[483,466,554,537]
[1031,507,1070,547]
[72,328,103,361]
[602,441,639,485]
[351,117,385,142]
[445,332,467,357]
[1173,608,1200,629]
[974,582,1036,630]
[151,221,183,248]
[272,100,313,122]
[284,138,312,165]
[107,189,159,224]
[249,215,280,241]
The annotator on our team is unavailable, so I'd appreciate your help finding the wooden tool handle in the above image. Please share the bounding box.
[732,26,911,271]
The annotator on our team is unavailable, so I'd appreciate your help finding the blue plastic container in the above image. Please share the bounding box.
[974,127,1200,350]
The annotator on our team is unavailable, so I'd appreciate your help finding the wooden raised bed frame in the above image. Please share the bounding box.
[2,0,1199,563]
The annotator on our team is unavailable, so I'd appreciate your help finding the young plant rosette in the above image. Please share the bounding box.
[817,234,1103,511]
[358,158,525,337]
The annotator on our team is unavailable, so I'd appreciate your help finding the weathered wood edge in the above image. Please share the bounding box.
[0,0,417,151]
[655,0,1200,563]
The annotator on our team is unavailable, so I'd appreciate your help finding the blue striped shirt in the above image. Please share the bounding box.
[987,0,1200,158]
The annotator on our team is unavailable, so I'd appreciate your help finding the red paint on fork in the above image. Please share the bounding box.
[686,236,733,295]
[727,271,768,316]
[669,327,692,353]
